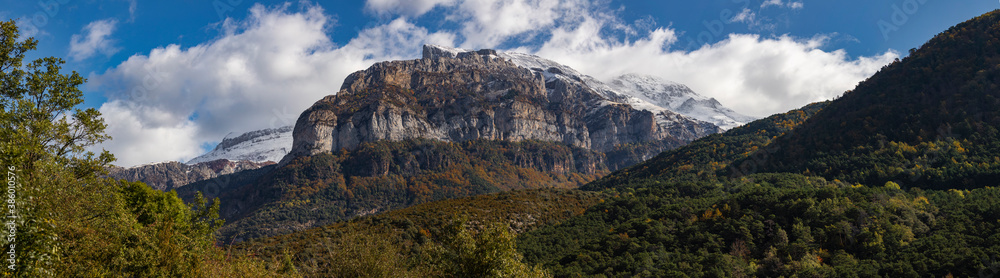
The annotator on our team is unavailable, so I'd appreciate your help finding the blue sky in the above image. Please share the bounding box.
[2,0,997,166]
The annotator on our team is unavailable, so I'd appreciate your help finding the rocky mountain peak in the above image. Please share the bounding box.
[281,45,722,165]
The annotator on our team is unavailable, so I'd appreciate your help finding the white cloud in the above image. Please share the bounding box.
[438,0,893,117]
[14,18,40,38]
[731,8,756,24]
[127,0,137,21]
[529,11,897,117]
[729,7,777,32]
[366,0,586,48]
[99,101,204,166]
[761,0,804,9]
[91,3,454,167]
[69,19,120,61]
[365,0,456,17]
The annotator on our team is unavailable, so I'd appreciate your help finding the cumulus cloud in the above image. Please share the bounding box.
[477,1,896,117]
[99,101,204,165]
[69,19,120,61]
[527,11,896,117]
[91,3,454,166]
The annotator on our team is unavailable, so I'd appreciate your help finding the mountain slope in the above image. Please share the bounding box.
[234,188,604,276]
[586,101,828,190]
[108,125,293,191]
[179,139,609,242]
[749,10,1000,189]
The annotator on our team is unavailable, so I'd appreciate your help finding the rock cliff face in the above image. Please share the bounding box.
[108,160,273,191]
[282,45,720,165]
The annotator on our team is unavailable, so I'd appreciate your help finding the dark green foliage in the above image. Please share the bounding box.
[519,174,1000,277]
[755,9,1000,190]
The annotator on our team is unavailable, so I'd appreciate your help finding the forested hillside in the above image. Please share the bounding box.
[179,139,609,242]
[520,174,1000,277]
[754,11,1000,190]
[236,189,603,277]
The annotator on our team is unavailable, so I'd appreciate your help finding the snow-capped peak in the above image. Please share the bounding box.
[186,125,294,164]
[607,74,756,130]
[488,48,754,130]
[610,74,708,110]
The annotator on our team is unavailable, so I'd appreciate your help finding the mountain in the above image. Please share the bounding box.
[282,45,722,166]
[187,125,293,164]
[187,10,1000,277]
[107,159,273,191]
[175,45,739,243]
[107,125,292,191]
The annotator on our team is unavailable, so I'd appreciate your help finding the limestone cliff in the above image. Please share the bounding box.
[281,45,720,166]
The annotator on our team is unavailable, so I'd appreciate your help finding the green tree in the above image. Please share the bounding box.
[1,19,113,276]
[1,20,283,277]
[429,218,551,278]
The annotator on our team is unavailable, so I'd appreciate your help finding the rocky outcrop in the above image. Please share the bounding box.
[108,159,274,191]
[281,45,721,165]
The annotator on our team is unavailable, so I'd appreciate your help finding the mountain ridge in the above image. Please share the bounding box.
[107,159,274,191]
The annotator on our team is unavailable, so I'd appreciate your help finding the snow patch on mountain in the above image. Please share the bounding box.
[608,74,757,130]
[484,47,752,130]
[187,126,294,164]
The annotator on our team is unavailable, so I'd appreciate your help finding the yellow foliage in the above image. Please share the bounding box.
[884,181,901,190]
[952,140,966,153]
[948,189,966,198]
